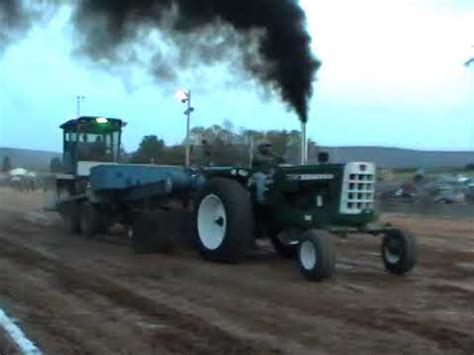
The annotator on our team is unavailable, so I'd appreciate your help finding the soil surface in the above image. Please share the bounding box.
[0,187,473,354]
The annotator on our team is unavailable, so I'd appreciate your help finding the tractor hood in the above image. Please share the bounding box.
[274,164,344,192]
[270,162,377,228]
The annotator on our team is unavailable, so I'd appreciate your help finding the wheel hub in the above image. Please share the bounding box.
[300,240,317,270]
[385,237,402,264]
[197,194,227,250]
[215,216,224,227]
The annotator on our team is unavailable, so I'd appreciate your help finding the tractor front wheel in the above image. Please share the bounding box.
[381,229,417,275]
[297,229,336,281]
[194,178,254,262]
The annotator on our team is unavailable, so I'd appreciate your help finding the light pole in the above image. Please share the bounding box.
[176,89,194,166]
[76,95,85,116]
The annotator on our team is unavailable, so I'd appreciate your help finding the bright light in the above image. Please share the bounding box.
[175,89,189,102]
[96,117,108,124]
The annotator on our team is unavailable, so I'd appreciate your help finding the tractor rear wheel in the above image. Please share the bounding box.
[381,229,417,275]
[80,201,102,238]
[297,229,336,281]
[194,178,254,262]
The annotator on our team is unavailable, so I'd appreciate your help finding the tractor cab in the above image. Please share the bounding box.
[60,116,125,176]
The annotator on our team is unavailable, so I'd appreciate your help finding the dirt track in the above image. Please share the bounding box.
[0,187,473,354]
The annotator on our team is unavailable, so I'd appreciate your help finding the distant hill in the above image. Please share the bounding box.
[313,146,473,169]
[0,148,61,171]
[1,145,472,171]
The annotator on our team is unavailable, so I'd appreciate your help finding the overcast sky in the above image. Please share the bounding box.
[0,0,473,153]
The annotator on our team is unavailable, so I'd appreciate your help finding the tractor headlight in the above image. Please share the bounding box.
[96,117,108,124]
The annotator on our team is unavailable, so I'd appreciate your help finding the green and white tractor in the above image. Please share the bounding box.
[48,116,417,282]
[193,158,418,281]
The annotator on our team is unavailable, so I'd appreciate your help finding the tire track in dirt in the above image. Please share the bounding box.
[90,234,474,354]
[2,223,472,354]
[0,328,20,355]
[0,234,280,355]
[1,207,473,354]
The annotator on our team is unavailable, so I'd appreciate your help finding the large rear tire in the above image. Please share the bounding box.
[194,178,254,262]
[381,229,417,275]
[297,229,336,281]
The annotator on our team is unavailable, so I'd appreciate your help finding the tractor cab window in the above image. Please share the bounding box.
[60,116,124,173]
[76,133,112,161]
[65,132,78,142]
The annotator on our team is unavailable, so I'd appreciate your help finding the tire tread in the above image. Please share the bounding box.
[194,178,254,262]
[382,228,417,275]
[298,229,336,281]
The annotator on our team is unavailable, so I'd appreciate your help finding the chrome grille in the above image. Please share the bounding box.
[340,162,376,214]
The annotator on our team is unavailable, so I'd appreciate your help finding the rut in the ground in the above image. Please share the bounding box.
[0,235,281,355]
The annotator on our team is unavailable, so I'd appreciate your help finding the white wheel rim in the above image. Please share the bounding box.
[300,240,317,270]
[197,194,227,250]
[385,247,401,264]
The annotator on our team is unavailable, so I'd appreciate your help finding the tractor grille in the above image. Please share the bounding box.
[339,162,376,214]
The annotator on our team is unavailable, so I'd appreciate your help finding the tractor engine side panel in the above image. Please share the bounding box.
[266,164,344,229]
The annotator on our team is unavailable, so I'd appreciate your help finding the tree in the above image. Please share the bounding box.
[131,135,166,163]
[222,119,234,134]
[119,145,129,163]
[307,139,319,160]
[465,163,474,171]
[189,125,250,166]
[284,130,302,164]
[2,156,11,172]
[162,145,186,165]
[266,130,291,157]
[210,136,245,166]
[49,157,62,172]
[132,126,313,167]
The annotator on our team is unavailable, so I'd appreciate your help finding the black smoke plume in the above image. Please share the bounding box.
[2,0,320,122]
[0,0,30,51]
[0,1,59,52]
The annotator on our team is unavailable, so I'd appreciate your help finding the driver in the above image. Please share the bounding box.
[252,140,285,203]
[252,140,285,171]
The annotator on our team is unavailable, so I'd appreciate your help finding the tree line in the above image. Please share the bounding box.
[2,124,319,173]
[130,122,318,166]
